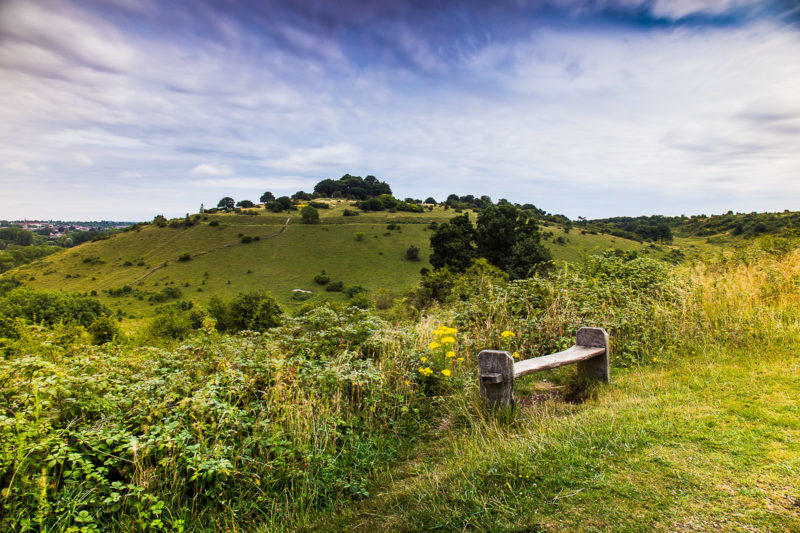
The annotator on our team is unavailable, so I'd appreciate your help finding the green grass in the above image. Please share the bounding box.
[307,337,800,532]
[7,204,651,326]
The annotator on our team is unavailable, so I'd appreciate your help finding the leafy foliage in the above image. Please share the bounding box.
[430,205,551,278]
[208,291,283,332]
[301,205,320,224]
[313,174,392,199]
[0,288,112,336]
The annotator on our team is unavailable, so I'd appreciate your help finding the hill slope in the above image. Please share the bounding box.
[5,202,653,322]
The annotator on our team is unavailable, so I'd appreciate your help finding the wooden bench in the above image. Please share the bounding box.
[478,327,609,407]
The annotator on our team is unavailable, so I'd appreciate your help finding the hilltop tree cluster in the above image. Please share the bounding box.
[313,174,392,199]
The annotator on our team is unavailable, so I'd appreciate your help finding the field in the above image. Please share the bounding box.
[2,227,799,531]
[7,203,659,327]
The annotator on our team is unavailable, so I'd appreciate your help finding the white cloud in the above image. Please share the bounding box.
[264,143,361,172]
[74,153,93,167]
[190,163,234,176]
[191,177,316,190]
[3,161,32,173]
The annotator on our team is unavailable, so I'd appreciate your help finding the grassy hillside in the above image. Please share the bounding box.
[5,203,655,325]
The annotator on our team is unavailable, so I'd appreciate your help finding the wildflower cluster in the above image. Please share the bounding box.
[414,325,464,391]
[500,330,523,359]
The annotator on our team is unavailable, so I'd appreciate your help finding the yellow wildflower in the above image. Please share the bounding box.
[429,341,441,350]
[420,356,428,363]
[404,380,410,386]
[512,351,521,360]
[419,367,433,376]
[441,369,451,377]
[440,336,456,345]
[500,331,516,338]
[457,357,464,363]
[445,351,455,358]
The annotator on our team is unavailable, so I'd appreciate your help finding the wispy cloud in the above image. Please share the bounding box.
[191,163,234,177]
[0,0,798,219]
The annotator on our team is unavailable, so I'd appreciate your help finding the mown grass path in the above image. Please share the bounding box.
[306,338,800,532]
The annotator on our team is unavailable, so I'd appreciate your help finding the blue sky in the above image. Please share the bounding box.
[1,0,799,220]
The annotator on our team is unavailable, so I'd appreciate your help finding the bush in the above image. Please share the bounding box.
[346,285,366,298]
[208,292,282,332]
[301,205,320,224]
[314,270,330,285]
[355,232,365,241]
[178,252,192,261]
[149,286,182,302]
[326,281,344,292]
[0,288,112,336]
[88,315,122,344]
[240,235,253,243]
[406,245,420,261]
[209,220,220,227]
[145,304,195,339]
[343,208,359,216]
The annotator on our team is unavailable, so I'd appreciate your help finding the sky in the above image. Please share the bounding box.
[1,0,799,221]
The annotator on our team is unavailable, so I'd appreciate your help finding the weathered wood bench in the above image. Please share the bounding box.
[478,327,610,407]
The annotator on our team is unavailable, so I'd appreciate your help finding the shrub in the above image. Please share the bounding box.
[355,232,365,241]
[240,235,253,243]
[301,205,320,224]
[314,270,330,285]
[348,293,373,309]
[343,208,359,216]
[326,281,344,292]
[149,286,182,302]
[88,315,122,344]
[0,288,111,335]
[405,245,420,261]
[208,292,283,332]
[209,220,220,226]
[145,304,196,339]
[107,285,133,297]
[178,252,192,261]
[292,291,312,301]
[346,285,366,298]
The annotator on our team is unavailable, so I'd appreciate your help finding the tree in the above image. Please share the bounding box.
[236,199,255,208]
[424,197,437,204]
[475,203,550,277]
[217,197,235,210]
[429,214,476,272]
[276,196,293,210]
[260,191,275,203]
[429,205,551,278]
[300,205,320,224]
[292,190,313,201]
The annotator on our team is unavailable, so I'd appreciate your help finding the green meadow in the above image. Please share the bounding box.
[10,203,658,327]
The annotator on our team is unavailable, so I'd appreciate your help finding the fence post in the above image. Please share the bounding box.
[576,327,610,383]
[477,350,515,408]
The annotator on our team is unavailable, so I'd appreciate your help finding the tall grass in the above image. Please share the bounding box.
[2,241,799,531]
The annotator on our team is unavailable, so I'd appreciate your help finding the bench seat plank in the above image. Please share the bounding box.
[513,345,606,378]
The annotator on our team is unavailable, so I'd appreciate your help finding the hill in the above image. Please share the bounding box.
[4,201,657,325]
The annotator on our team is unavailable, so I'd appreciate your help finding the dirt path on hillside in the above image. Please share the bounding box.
[133,217,291,286]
